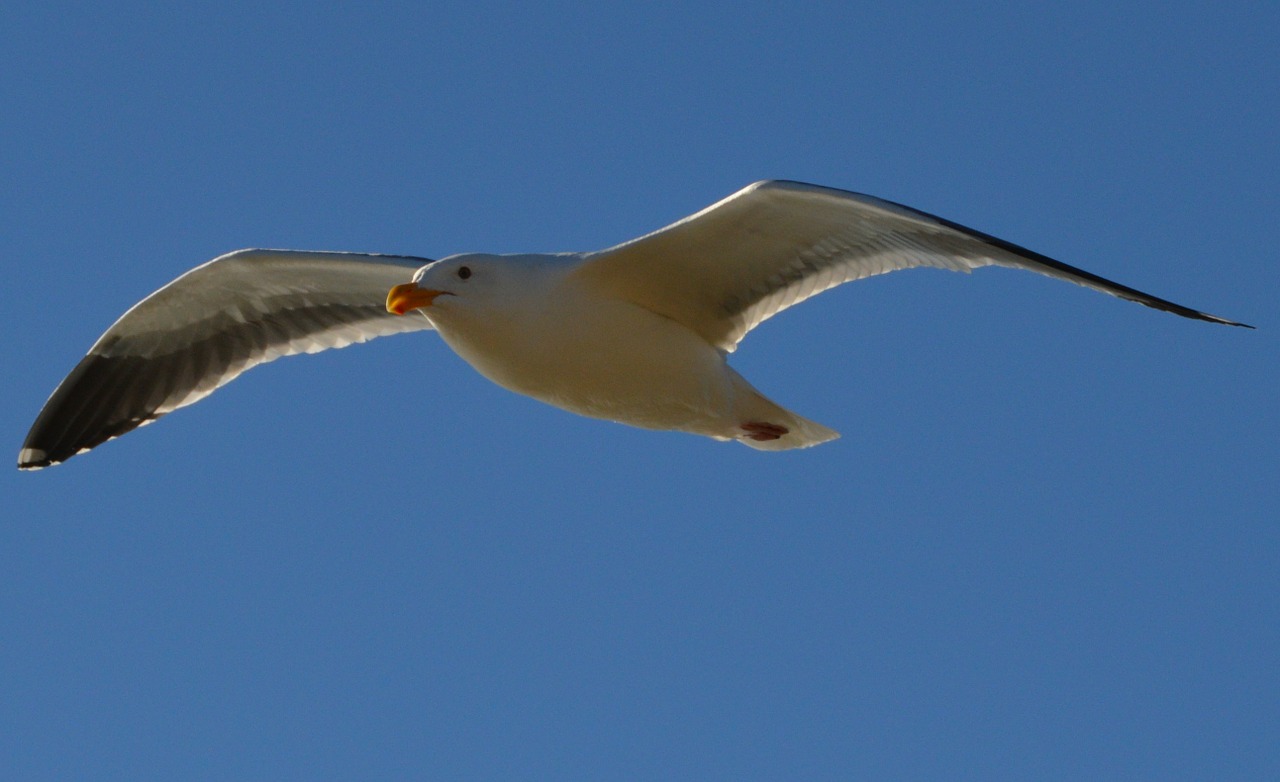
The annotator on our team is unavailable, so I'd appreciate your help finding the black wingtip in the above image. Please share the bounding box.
[17,352,155,471]
[1145,304,1254,329]
[17,448,52,471]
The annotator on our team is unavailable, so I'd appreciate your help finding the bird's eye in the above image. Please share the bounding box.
[457,266,472,280]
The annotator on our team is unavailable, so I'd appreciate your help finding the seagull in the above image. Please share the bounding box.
[17,180,1250,470]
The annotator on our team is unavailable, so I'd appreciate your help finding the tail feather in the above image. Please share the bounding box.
[737,409,840,451]
[726,368,839,451]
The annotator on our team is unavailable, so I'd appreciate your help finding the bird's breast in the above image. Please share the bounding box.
[435,290,734,428]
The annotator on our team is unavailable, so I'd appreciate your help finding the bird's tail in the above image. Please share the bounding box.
[737,410,840,451]
[728,370,840,451]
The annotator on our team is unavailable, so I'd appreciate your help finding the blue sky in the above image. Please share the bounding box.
[3,2,1276,779]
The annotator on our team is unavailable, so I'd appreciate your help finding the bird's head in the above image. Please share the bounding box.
[386,254,500,320]
[387,253,574,326]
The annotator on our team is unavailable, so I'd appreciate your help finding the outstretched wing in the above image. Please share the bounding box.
[19,249,434,469]
[573,180,1249,352]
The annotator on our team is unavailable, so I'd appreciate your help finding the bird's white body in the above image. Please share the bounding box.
[418,253,836,447]
[18,180,1246,469]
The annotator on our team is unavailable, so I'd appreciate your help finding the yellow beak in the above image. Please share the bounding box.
[387,283,449,315]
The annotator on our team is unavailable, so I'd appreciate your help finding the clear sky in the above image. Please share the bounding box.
[3,2,1276,779]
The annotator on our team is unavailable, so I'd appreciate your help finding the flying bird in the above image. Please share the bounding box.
[17,180,1250,470]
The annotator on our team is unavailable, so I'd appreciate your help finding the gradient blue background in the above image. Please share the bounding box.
[3,3,1276,779]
